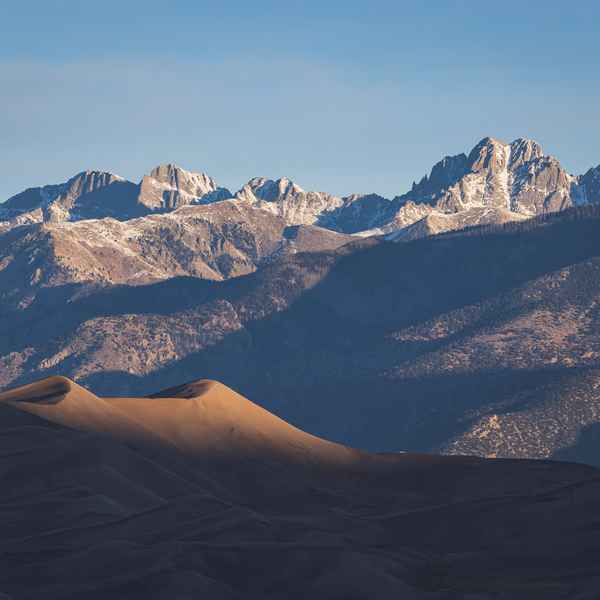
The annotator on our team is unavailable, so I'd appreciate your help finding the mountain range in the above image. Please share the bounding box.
[2,136,600,468]
[2,136,599,303]
[3,137,600,238]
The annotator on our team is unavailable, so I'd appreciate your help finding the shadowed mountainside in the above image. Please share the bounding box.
[2,206,600,465]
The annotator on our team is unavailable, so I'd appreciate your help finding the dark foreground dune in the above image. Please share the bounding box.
[1,376,600,599]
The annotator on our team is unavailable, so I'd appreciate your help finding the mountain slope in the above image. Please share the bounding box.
[2,205,600,466]
[0,201,355,311]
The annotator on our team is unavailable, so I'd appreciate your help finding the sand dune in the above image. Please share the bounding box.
[0,376,173,449]
[0,376,362,468]
[107,379,363,466]
[1,375,600,599]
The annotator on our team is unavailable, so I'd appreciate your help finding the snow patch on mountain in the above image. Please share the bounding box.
[235,177,344,226]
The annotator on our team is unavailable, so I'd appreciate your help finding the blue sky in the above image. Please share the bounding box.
[2,0,599,199]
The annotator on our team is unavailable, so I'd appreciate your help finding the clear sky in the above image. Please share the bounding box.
[2,0,599,200]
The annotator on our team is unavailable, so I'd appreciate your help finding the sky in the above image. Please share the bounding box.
[1,0,600,200]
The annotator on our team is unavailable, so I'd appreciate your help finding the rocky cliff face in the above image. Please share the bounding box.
[319,193,393,234]
[138,163,231,210]
[581,164,600,204]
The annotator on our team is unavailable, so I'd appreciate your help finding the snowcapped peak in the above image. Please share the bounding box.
[467,137,545,172]
[148,163,209,179]
[243,177,305,201]
[393,134,576,219]
[149,163,183,178]
[64,171,124,194]
[510,137,540,148]
[471,136,507,153]
[73,169,124,179]
[233,176,343,226]
[138,164,226,211]
[276,177,305,196]
[509,138,544,167]
[467,137,511,173]
[148,164,216,187]
[147,164,219,194]
[246,176,270,190]
[472,136,508,151]
[59,171,126,203]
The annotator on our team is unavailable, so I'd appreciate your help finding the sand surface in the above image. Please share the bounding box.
[1,376,600,599]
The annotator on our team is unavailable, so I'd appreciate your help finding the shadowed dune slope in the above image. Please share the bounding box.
[1,376,600,599]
